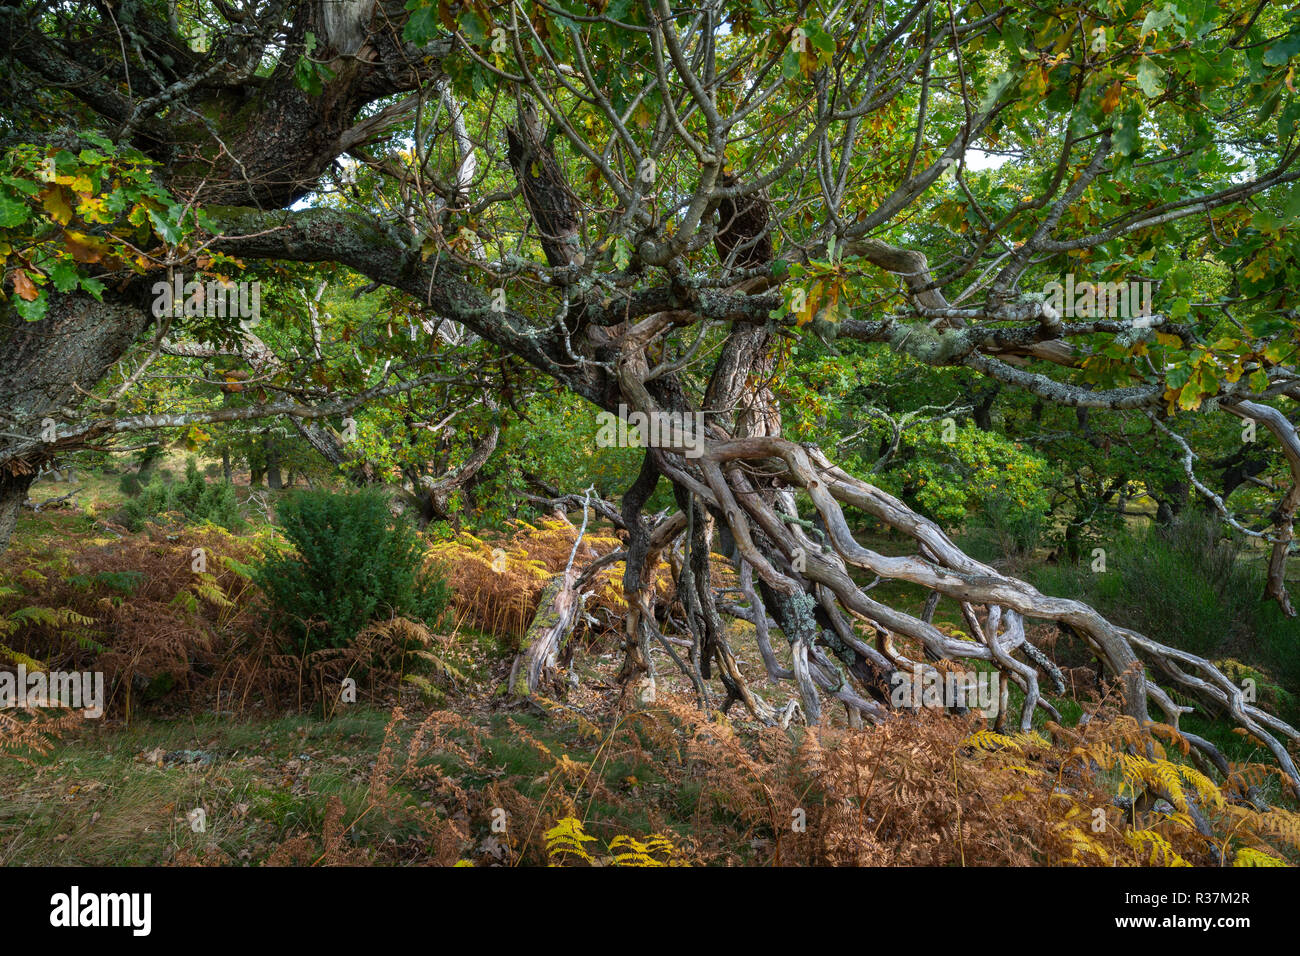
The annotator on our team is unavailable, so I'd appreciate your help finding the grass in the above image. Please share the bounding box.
[0,703,715,866]
[0,710,396,865]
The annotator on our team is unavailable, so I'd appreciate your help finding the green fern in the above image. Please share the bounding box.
[8,606,93,628]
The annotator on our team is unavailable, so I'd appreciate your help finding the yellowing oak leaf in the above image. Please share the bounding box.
[41,186,73,225]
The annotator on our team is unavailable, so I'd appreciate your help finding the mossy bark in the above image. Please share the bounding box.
[510,572,579,699]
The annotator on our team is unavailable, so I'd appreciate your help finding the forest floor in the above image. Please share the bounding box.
[4,466,1299,866]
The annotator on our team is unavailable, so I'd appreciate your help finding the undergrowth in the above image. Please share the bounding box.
[0,525,264,717]
[212,695,1299,867]
[118,458,244,533]
[430,516,637,651]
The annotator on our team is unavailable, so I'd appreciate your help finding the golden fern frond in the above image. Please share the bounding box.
[1003,764,1043,777]
[1116,753,1148,793]
[1146,759,1188,812]
[964,730,1022,754]
[1175,763,1224,810]
[1232,846,1287,867]
[608,834,669,867]
[1071,740,1115,770]
[1126,829,1190,867]
[602,581,627,609]
[640,835,677,856]
[545,816,598,865]
[191,577,235,609]
[1055,824,1110,865]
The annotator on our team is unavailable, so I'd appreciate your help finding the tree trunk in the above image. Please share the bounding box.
[0,471,34,552]
[265,436,283,490]
[510,571,581,699]
[0,295,152,556]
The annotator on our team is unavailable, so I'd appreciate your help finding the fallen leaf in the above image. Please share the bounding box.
[12,268,38,301]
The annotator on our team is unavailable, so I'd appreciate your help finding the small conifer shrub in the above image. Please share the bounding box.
[255,489,449,656]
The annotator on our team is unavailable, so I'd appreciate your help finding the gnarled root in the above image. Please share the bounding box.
[636,434,1300,797]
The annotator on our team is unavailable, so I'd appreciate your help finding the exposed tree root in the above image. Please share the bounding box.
[512,425,1300,798]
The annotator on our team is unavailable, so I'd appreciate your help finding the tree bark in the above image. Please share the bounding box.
[509,571,581,699]
[265,435,284,490]
[0,471,35,553]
